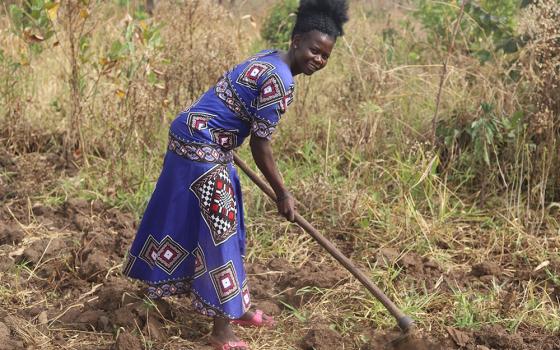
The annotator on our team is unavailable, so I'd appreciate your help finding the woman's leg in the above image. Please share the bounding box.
[211,317,246,349]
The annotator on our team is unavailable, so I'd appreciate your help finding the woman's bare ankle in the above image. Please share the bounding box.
[212,317,238,342]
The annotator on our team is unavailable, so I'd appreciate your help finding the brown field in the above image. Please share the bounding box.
[1,0,559,349]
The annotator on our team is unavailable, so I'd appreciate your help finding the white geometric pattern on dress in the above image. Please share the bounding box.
[190,165,238,246]
[210,128,238,151]
[193,245,207,278]
[139,235,159,268]
[138,234,189,275]
[209,260,240,304]
[215,77,252,122]
[256,73,285,110]
[279,85,295,114]
[241,280,251,313]
[236,61,274,90]
[251,119,277,140]
[187,112,215,135]
[155,236,189,275]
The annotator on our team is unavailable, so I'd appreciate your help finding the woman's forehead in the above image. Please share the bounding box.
[303,31,336,51]
[304,30,335,44]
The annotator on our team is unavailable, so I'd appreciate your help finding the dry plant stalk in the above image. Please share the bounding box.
[430,0,469,145]
[516,0,560,229]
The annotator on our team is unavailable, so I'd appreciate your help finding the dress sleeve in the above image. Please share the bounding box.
[250,71,294,140]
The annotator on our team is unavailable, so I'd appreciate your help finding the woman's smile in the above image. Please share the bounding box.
[307,61,319,73]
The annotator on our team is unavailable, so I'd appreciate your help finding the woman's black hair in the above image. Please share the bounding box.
[292,0,349,39]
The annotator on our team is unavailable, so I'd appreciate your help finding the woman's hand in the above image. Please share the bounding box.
[276,192,295,222]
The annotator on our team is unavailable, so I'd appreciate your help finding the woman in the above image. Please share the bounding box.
[124,1,348,349]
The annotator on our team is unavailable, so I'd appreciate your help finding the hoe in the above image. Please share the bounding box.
[233,153,416,336]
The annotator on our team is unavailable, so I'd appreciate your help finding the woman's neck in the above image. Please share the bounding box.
[278,49,301,76]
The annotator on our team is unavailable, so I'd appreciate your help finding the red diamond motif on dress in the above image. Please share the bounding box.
[257,73,285,110]
[237,62,274,90]
[279,86,295,114]
[210,261,240,304]
[139,235,159,268]
[155,236,189,274]
[193,246,207,278]
[139,235,189,274]
[241,281,251,312]
[190,165,238,246]
[159,245,178,264]
[220,273,235,292]
[187,112,214,135]
[210,129,237,151]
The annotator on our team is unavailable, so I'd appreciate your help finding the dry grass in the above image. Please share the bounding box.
[1,0,560,349]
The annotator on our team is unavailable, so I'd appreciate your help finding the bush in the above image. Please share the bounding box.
[414,0,522,61]
[260,0,298,50]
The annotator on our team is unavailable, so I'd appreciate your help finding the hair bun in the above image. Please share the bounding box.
[294,0,349,37]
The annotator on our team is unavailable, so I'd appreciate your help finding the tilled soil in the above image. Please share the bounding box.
[1,145,559,349]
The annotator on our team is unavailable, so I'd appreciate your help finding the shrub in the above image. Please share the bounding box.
[414,0,522,61]
[260,0,298,50]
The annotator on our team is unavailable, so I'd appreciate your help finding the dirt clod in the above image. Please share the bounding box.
[115,331,142,350]
[96,278,137,311]
[0,322,9,339]
[471,261,502,277]
[300,326,344,350]
[79,250,112,281]
[362,331,442,350]
[446,326,472,347]
[144,318,166,342]
[20,237,67,264]
[279,263,348,290]
[377,248,400,266]
[476,325,524,350]
[256,300,281,316]
[0,224,24,246]
[75,310,109,331]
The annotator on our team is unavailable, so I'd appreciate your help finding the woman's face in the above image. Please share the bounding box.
[291,30,336,76]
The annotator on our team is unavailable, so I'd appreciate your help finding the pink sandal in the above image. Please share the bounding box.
[210,338,249,350]
[231,309,276,328]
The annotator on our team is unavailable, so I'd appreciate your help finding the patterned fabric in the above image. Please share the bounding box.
[210,261,241,304]
[124,151,249,319]
[190,165,238,246]
[124,50,293,319]
[193,246,207,278]
[187,112,215,134]
[251,119,277,139]
[147,280,191,299]
[214,76,252,122]
[256,73,286,110]
[138,235,189,275]
[168,133,233,164]
[122,251,136,276]
[210,128,238,151]
[170,49,295,143]
[241,281,251,313]
[236,62,274,90]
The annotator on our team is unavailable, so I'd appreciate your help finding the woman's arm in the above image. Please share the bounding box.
[249,136,295,222]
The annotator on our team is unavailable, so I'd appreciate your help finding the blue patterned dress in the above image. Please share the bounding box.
[123,50,295,319]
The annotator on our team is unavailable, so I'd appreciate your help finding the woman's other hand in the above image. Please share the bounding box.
[276,192,295,222]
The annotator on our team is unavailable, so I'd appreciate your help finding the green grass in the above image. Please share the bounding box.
[1,1,560,349]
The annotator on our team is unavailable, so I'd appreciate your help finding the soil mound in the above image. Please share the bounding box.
[362,331,443,350]
[300,326,344,350]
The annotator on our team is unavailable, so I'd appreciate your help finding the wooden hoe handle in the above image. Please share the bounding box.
[233,153,415,333]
